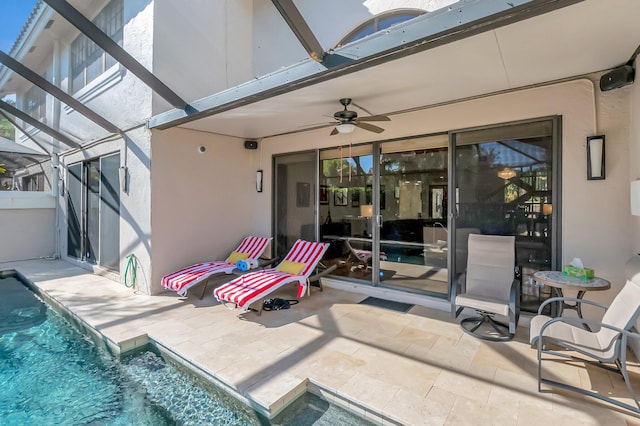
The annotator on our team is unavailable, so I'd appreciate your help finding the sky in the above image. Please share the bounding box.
[1,0,40,52]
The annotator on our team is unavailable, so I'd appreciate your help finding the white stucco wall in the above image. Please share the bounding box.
[151,0,254,114]
[251,0,457,78]
[149,127,261,294]
[249,78,633,316]
[0,193,55,262]
[14,0,155,146]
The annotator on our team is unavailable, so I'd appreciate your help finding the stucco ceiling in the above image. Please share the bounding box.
[178,0,640,140]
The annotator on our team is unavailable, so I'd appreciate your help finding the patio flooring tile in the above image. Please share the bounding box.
[3,259,640,425]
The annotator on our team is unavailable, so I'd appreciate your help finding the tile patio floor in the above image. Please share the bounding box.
[2,259,640,425]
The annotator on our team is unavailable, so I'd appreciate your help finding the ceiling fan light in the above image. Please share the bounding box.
[497,167,516,180]
[336,123,356,134]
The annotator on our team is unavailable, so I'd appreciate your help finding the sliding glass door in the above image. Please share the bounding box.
[309,117,560,310]
[273,151,318,259]
[377,135,449,296]
[451,119,560,312]
[317,136,450,296]
[319,144,375,283]
[66,153,121,271]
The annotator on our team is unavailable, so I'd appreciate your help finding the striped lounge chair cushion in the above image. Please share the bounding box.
[214,239,329,310]
[162,236,271,295]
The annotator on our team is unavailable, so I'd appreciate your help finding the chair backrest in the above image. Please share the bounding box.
[597,279,640,348]
[226,236,271,262]
[465,234,515,300]
[279,239,330,278]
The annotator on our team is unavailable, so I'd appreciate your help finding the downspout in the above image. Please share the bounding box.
[51,39,61,259]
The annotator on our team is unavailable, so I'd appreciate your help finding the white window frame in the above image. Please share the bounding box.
[70,0,123,94]
[23,85,47,122]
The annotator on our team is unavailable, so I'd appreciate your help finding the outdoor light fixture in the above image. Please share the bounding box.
[497,167,516,180]
[587,135,605,180]
[256,170,263,192]
[119,166,128,193]
[336,123,355,134]
[360,204,373,218]
[360,204,373,237]
[631,180,640,216]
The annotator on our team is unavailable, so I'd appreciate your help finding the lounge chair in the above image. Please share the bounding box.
[161,236,272,297]
[529,278,640,414]
[213,239,329,314]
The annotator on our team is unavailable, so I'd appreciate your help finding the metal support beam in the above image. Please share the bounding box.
[149,0,582,131]
[43,0,189,110]
[0,50,121,134]
[0,110,51,154]
[271,0,325,63]
[0,100,81,149]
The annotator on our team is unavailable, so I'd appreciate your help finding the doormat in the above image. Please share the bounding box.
[358,297,414,313]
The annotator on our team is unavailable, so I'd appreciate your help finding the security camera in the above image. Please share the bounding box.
[198,146,206,153]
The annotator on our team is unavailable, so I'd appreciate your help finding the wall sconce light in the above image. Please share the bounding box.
[631,180,640,216]
[587,135,605,180]
[256,170,263,192]
[542,203,553,216]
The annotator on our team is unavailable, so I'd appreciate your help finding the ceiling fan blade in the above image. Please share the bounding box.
[297,121,334,129]
[358,115,390,122]
[356,122,385,133]
[330,127,339,136]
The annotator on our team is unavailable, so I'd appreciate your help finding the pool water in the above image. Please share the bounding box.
[0,275,266,425]
[0,275,374,425]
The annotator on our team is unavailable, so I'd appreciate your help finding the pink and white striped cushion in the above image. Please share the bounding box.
[162,236,271,295]
[213,239,329,310]
[351,248,387,263]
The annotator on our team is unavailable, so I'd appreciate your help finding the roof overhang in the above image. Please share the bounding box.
[148,0,640,140]
[0,136,49,171]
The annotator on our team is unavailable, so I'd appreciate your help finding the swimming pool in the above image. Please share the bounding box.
[0,274,374,425]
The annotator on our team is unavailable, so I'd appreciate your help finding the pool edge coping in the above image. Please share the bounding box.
[3,268,401,425]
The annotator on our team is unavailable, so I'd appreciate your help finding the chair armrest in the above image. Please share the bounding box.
[536,316,639,362]
[258,257,280,268]
[537,296,608,315]
[538,316,638,346]
[308,264,337,283]
[542,316,628,333]
[510,278,520,310]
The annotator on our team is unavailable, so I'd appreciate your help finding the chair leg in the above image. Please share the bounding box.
[619,343,640,411]
[537,340,640,414]
[460,313,514,342]
[199,279,211,300]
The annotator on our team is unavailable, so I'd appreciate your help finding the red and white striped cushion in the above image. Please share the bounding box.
[161,261,235,295]
[280,239,329,278]
[229,236,271,262]
[162,236,271,295]
[214,239,329,310]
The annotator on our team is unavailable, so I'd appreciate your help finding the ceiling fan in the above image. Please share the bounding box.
[330,98,390,136]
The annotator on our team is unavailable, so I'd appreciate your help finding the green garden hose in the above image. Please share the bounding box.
[124,254,137,288]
